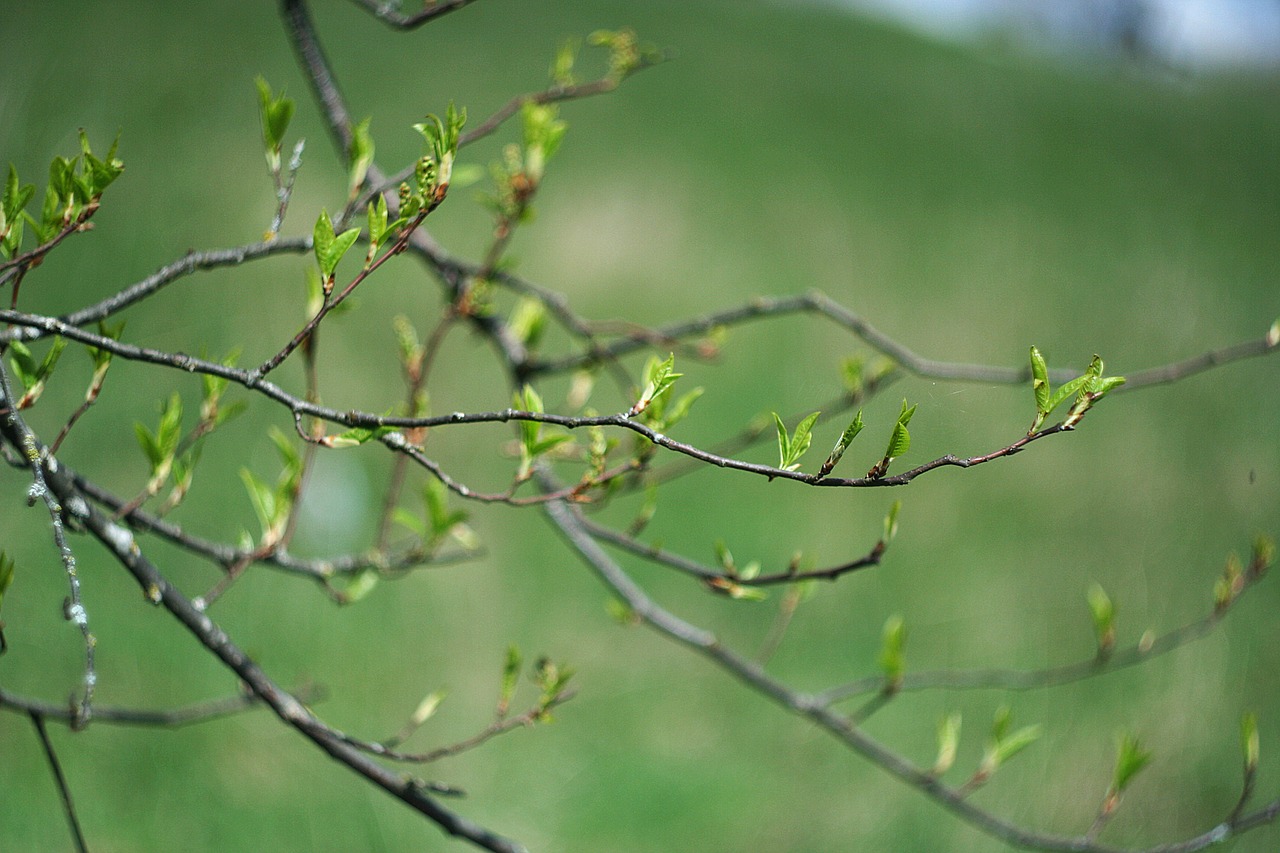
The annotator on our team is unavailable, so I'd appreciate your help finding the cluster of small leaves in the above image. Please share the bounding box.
[394,479,478,553]
[240,427,303,549]
[135,393,186,497]
[255,77,295,173]
[970,706,1041,788]
[588,28,661,84]
[7,338,67,409]
[1028,347,1125,434]
[1105,733,1152,810]
[483,103,567,231]
[704,540,767,600]
[1,133,122,261]
[773,411,818,473]
[514,385,572,481]
[630,354,690,421]
[1215,535,1274,611]
[531,656,574,721]
[410,102,466,210]
[839,353,895,398]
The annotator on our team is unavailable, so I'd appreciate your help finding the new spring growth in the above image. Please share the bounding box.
[1028,347,1125,434]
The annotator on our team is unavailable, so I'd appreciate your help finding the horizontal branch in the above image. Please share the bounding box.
[0,685,292,728]
[0,239,310,346]
[817,545,1271,705]
[573,507,884,586]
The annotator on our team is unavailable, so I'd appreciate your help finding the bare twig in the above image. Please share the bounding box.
[29,713,89,853]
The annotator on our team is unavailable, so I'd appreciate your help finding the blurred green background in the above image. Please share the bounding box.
[2,1,1278,851]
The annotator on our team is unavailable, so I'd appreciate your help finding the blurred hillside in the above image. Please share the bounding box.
[1,1,1278,851]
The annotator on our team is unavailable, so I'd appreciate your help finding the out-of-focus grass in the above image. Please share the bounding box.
[1,1,1277,851]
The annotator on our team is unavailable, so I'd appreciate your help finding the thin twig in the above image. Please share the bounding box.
[29,712,89,853]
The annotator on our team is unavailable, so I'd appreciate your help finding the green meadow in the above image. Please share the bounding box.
[1,1,1277,851]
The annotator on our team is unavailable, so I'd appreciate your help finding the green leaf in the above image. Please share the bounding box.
[994,724,1042,765]
[881,399,917,465]
[508,298,547,350]
[1112,733,1152,794]
[790,411,819,463]
[326,425,393,448]
[1029,345,1051,431]
[885,422,910,462]
[878,614,906,689]
[406,690,446,729]
[367,196,390,250]
[774,411,820,472]
[7,341,37,387]
[1087,583,1115,656]
[773,412,791,470]
[341,570,379,604]
[312,208,360,279]
[313,209,335,276]
[255,77,294,166]
[883,499,902,543]
[348,116,375,198]
[663,387,703,429]
[239,467,277,536]
[714,539,734,571]
[499,645,522,716]
[1046,374,1090,415]
[820,410,864,477]
[633,353,681,416]
[78,130,123,196]
[1241,711,1260,773]
[840,355,866,396]
[934,712,962,775]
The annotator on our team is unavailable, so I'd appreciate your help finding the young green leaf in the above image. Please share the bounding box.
[934,712,962,775]
[498,645,523,718]
[255,77,295,171]
[1241,711,1260,773]
[773,411,819,472]
[1111,732,1152,795]
[508,297,547,350]
[883,499,902,543]
[630,353,683,417]
[878,614,906,691]
[313,208,360,281]
[869,400,917,478]
[1087,583,1115,657]
[341,569,379,604]
[550,37,580,87]
[323,425,393,448]
[818,410,864,477]
[975,706,1041,783]
[9,337,68,409]
[347,116,375,200]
